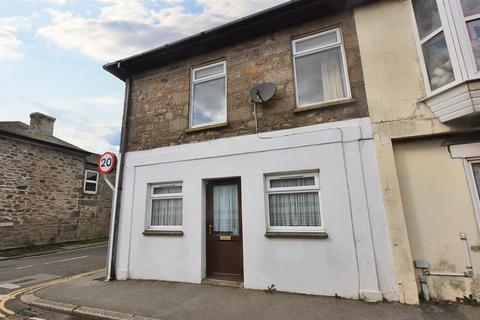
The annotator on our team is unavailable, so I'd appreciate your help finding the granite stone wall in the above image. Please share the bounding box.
[0,136,113,250]
[126,9,367,151]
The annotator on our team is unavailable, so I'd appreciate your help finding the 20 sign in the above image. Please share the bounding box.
[98,152,117,174]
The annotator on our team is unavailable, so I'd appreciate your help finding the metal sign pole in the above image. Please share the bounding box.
[105,157,120,281]
[97,151,119,281]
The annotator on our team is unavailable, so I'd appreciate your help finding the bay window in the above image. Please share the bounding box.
[459,0,480,71]
[411,0,480,94]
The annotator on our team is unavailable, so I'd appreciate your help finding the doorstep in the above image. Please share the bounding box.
[201,277,243,288]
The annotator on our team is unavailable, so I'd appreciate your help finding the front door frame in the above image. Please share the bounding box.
[205,177,244,281]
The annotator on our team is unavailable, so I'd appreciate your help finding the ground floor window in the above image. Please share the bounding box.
[265,171,323,232]
[147,183,183,231]
[469,161,480,205]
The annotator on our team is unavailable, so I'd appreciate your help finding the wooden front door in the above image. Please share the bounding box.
[206,178,243,281]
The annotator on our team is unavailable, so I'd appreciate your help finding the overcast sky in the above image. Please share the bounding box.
[0,0,286,154]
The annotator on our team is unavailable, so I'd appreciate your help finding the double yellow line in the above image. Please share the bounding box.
[0,268,105,317]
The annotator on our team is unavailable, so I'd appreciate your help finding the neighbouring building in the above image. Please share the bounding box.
[104,0,398,302]
[354,0,480,304]
[0,112,113,250]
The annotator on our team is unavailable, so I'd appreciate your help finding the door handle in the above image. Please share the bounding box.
[208,224,213,235]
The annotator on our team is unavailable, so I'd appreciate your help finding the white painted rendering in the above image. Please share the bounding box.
[114,117,397,301]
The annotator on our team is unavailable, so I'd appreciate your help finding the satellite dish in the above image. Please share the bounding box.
[249,83,277,103]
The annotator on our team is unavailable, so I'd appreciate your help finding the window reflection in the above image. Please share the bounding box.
[461,0,480,17]
[412,0,442,40]
[422,32,455,90]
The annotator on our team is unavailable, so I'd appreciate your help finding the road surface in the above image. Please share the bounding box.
[0,244,107,319]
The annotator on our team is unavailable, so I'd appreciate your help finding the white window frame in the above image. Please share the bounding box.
[409,0,480,96]
[265,171,324,233]
[292,27,351,109]
[146,182,183,231]
[450,142,480,231]
[465,159,480,231]
[189,61,227,129]
[83,170,98,195]
[448,0,480,78]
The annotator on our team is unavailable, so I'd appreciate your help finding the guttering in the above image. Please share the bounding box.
[106,61,132,280]
[103,0,377,80]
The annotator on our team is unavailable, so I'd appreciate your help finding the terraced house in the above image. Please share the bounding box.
[356,0,480,304]
[104,0,480,304]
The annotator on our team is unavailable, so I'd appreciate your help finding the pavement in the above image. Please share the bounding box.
[0,244,108,319]
[21,271,480,320]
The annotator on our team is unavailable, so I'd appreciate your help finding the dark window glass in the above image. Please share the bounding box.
[86,171,98,182]
[85,182,97,193]
[412,0,442,40]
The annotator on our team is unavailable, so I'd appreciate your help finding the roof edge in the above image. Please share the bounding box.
[104,0,375,81]
[0,128,93,155]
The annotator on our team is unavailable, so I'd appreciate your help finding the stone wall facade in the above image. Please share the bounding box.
[0,136,113,250]
[127,9,367,151]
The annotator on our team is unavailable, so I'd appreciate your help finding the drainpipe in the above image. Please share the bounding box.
[106,62,131,280]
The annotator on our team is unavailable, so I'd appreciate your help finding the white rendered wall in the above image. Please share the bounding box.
[114,117,398,301]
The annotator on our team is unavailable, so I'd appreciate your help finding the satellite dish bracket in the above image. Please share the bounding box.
[249,82,277,133]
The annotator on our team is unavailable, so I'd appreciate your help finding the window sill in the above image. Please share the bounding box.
[0,222,14,227]
[143,230,184,236]
[294,98,355,113]
[264,231,328,239]
[185,122,228,133]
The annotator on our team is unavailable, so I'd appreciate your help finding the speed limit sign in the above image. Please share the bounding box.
[98,152,117,174]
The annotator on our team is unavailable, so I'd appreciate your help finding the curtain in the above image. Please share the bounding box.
[213,185,239,235]
[153,186,182,194]
[319,47,346,101]
[270,177,315,188]
[151,198,182,226]
[473,163,480,199]
[269,192,320,227]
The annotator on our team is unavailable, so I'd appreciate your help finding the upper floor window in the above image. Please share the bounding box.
[411,0,480,94]
[190,61,227,128]
[84,170,98,194]
[412,0,455,91]
[460,0,480,71]
[292,28,351,108]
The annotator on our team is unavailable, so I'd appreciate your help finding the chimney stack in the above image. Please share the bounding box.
[29,112,56,136]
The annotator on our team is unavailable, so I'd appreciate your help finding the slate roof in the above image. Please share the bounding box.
[0,121,91,154]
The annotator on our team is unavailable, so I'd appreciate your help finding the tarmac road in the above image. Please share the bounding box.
[0,244,107,319]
